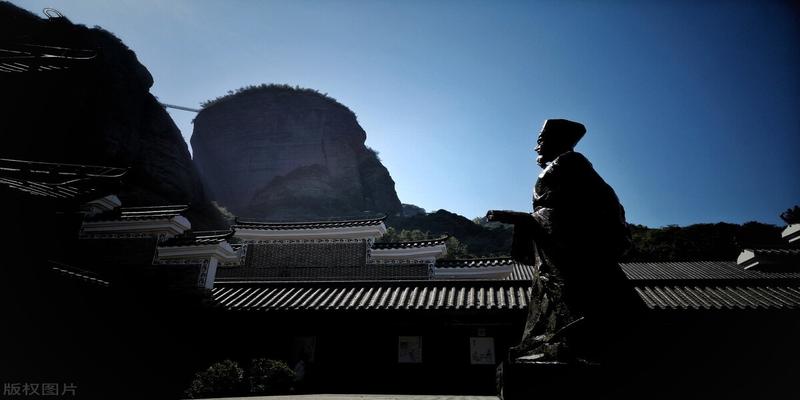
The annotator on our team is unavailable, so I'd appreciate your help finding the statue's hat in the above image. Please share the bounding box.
[539,119,586,148]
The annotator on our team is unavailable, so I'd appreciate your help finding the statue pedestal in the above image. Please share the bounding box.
[497,357,604,400]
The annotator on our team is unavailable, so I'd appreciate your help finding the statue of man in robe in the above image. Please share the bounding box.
[487,119,634,363]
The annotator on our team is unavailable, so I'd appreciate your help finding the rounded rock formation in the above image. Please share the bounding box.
[191,85,402,219]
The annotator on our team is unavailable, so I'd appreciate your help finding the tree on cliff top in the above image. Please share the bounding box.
[200,83,354,118]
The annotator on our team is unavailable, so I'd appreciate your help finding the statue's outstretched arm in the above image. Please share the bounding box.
[486,210,532,225]
[487,210,545,265]
[486,209,548,239]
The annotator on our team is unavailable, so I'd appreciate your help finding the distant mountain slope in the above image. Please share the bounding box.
[386,209,513,257]
[387,208,784,262]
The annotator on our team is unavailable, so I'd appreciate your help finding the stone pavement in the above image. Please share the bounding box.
[212,395,499,400]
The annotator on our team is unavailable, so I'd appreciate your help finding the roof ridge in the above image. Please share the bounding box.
[438,256,515,263]
[120,204,189,212]
[372,236,450,249]
[0,157,128,175]
[620,260,736,265]
[236,214,386,226]
[436,257,518,269]
[375,235,449,244]
[191,229,235,238]
[214,279,532,286]
[160,228,235,247]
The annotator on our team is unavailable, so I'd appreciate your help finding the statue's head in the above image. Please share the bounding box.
[535,119,586,167]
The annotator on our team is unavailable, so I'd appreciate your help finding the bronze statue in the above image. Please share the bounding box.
[488,119,633,363]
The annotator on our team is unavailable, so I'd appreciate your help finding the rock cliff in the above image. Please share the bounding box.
[0,3,225,229]
[191,84,402,219]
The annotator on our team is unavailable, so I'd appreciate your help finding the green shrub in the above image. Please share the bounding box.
[185,358,296,397]
[184,359,244,399]
[248,358,296,395]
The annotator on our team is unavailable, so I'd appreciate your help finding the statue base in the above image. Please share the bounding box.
[497,356,604,400]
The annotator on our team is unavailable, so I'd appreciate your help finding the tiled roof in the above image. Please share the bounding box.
[783,224,800,243]
[215,256,800,312]
[433,258,533,281]
[88,204,189,222]
[505,262,535,281]
[216,264,430,282]
[372,236,448,250]
[234,215,386,230]
[437,258,517,269]
[48,261,110,287]
[160,230,234,247]
[635,285,800,310]
[0,158,126,201]
[747,248,800,257]
[115,205,189,220]
[620,261,800,281]
[737,247,800,271]
[622,261,800,310]
[0,43,96,73]
[212,281,531,312]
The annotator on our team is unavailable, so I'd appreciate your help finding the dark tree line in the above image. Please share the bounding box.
[387,210,784,262]
[623,222,783,262]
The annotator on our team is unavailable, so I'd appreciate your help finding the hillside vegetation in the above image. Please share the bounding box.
[386,208,784,262]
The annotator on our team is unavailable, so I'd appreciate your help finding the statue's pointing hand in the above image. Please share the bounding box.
[486,210,534,226]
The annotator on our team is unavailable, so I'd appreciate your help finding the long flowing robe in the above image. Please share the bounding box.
[511,151,632,360]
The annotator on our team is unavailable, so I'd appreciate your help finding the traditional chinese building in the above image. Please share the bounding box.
[0,158,236,398]
[3,157,799,398]
[208,214,800,396]
[208,217,533,394]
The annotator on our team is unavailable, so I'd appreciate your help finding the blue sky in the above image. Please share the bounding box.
[14,0,800,227]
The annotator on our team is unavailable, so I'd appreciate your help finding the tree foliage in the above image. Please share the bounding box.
[248,358,295,395]
[378,226,474,259]
[185,358,296,399]
[200,83,349,114]
[378,227,430,242]
[386,210,513,258]
[185,359,244,399]
[387,210,784,262]
[621,221,783,262]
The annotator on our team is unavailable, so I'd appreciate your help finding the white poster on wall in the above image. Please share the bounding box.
[398,336,423,363]
[470,337,495,365]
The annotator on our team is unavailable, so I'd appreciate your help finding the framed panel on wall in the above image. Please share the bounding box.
[469,336,495,365]
[292,335,316,363]
[398,336,422,363]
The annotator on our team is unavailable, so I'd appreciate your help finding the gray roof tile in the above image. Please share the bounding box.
[88,204,189,222]
[0,158,126,201]
[634,285,800,310]
[433,258,534,281]
[372,236,448,249]
[212,281,531,312]
[234,215,386,230]
[0,42,96,73]
[160,230,234,247]
[620,261,800,281]
[437,258,516,268]
[749,248,800,256]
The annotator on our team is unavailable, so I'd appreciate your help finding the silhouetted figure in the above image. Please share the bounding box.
[488,119,633,362]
